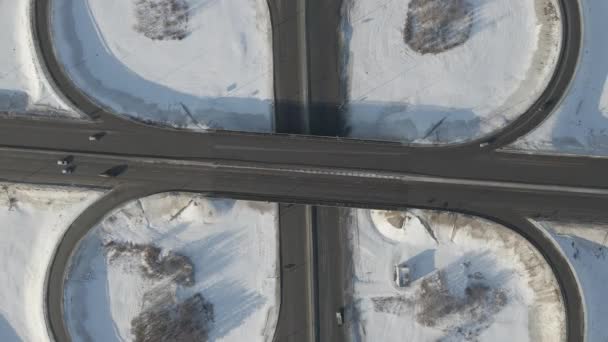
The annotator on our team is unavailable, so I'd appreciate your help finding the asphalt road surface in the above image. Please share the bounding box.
[0,0,591,341]
[314,207,348,342]
[273,205,317,342]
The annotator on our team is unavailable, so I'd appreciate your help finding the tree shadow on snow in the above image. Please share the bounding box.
[178,229,270,340]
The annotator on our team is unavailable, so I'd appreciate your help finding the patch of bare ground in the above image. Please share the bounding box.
[371,269,508,340]
[105,241,216,341]
[105,241,194,286]
[416,271,507,331]
[543,1,560,22]
[133,0,191,41]
[404,0,473,54]
[131,293,214,342]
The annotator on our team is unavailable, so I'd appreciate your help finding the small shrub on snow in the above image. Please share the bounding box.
[404,0,473,54]
[133,0,191,41]
[105,241,194,286]
[131,293,214,342]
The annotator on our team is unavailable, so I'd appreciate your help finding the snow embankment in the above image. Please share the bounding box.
[0,183,102,342]
[64,194,279,342]
[533,220,608,342]
[510,0,608,157]
[52,0,274,132]
[342,0,562,144]
[347,209,566,341]
[0,1,77,117]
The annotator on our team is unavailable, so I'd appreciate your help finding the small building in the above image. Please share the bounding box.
[394,264,411,287]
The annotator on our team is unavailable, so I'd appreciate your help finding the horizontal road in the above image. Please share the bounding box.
[5,116,608,191]
[2,147,608,220]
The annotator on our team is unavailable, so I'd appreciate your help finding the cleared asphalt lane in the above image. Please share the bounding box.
[314,207,348,342]
[6,117,608,191]
[273,205,317,342]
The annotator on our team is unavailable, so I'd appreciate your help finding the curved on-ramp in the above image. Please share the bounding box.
[44,185,167,342]
[448,208,585,342]
[44,186,585,342]
[45,186,307,342]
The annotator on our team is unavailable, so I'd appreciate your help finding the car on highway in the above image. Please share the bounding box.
[336,308,344,326]
[88,132,106,141]
[99,164,128,178]
[57,156,74,166]
[61,166,75,175]
[394,264,411,287]
[479,136,497,148]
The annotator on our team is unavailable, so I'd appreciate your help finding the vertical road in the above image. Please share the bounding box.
[270,0,316,340]
[269,0,310,134]
[314,207,349,342]
[272,204,317,342]
[307,0,345,136]
[305,0,351,339]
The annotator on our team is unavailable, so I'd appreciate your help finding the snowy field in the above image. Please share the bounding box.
[347,209,566,341]
[510,0,608,156]
[51,0,274,132]
[0,183,102,342]
[342,0,562,144]
[0,1,76,117]
[64,194,279,342]
[533,220,608,342]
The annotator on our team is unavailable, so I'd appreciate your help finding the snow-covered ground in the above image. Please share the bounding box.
[342,0,562,144]
[64,194,279,342]
[51,0,274,132]
[509,0,608,156]
[533,220,608,342]
[0,1,77,117]
[347,209,566,341]
[0,183,102,342]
